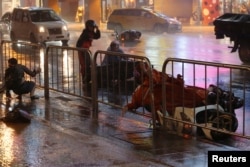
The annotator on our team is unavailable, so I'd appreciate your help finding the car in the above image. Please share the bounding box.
[10,7,70,45]
[107,8,182,34]
[0,12,12,35]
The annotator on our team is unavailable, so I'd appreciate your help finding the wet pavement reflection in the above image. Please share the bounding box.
[1,88,249,167]
[1,25,250,167]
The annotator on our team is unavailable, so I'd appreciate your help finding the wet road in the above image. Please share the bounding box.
[0,90,245,167]
[69,26,243,71]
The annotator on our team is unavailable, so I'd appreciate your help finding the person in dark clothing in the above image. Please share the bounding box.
[101,40,124,65]
[76,19,101,84]
[98,40,132,85]
[4,58,41,100]
[76,19,101,49]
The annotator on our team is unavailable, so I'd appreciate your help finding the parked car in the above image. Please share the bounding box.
[10,7,70,45]
[107,8,182,34]
[0,12,12,35]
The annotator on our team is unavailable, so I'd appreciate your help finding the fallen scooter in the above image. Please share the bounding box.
[173,84,243,140]
[122,63,244,141]
[115,29,141,42]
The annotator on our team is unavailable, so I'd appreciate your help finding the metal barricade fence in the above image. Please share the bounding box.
[0,41,92,101]
[161,58,250,140]
[0,40,43,87]
[2,41,250,135]
[44,45,91,100]
[92,50,157,126]
[0,42,158,127]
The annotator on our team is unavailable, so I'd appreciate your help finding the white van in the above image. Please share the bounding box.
[10,7,70,45]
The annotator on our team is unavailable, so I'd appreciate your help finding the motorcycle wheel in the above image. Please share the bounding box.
[210,114,238,140]
[238,41,250,63]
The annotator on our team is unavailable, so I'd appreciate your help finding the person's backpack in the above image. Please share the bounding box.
[5,66,22,89]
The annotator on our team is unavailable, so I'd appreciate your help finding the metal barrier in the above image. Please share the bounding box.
[44,45,92,99]
[0,40,43,86]
[92,50,157,126]
[161,58,250,140]
[3,41,249,136]
[0,41,157,127]
[0,41,92,101]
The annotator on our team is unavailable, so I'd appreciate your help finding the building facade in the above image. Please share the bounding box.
[1,0,250,25]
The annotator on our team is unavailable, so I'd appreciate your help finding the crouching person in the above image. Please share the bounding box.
[4,58,41,100]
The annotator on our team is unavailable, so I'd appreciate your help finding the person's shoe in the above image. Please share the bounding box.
[30,95,39,100]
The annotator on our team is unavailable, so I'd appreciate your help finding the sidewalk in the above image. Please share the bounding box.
[0,89,167,167]
[0,88,242,167]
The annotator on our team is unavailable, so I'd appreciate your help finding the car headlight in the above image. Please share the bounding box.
[168,18,181,25]
[62,25,68,31]
[39,26,45,33]
[168,20,174,24]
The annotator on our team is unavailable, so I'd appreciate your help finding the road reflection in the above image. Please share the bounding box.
[0,123,14,166]
[62,49,73,78]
